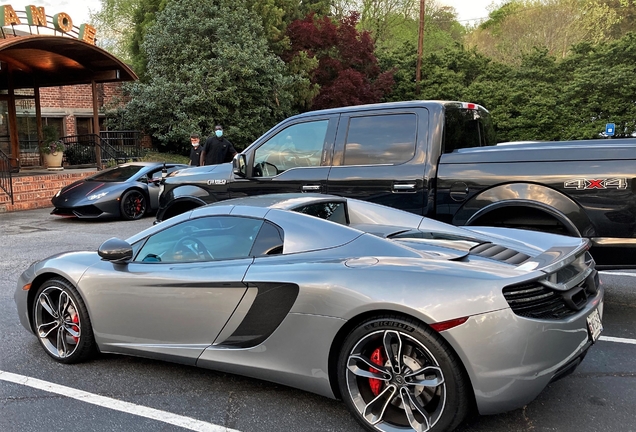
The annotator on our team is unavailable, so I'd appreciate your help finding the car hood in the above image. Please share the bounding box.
[169,163,230,177]
[53,180,118,204]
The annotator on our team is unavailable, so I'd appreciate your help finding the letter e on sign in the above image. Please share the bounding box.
[53,12,73,33]
[79,24,97,45]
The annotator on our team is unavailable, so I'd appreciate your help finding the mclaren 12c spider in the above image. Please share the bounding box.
[50,162,187,220]
[16,194,604,432]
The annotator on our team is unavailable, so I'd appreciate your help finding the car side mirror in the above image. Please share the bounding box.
[98,237,133,264]
[233,153,247,177]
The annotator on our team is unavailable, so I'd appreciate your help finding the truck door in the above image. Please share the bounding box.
[326,108,430,215]
[229,115,338,198]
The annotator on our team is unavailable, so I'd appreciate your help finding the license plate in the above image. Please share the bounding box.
[587,308,603,342]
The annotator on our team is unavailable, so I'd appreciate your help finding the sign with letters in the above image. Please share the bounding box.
[605,123,615,136]
[0,4,97,45]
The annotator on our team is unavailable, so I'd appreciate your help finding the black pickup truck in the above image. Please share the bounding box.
[157,100,636,268]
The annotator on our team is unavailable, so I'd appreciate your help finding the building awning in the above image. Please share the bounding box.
[0,35,137,89]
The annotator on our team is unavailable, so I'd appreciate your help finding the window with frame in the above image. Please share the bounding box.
[343,114,417,166]
[442,105,497,154]
[293,202,348,225]
[134,216,265,263]
[253,120,329,177]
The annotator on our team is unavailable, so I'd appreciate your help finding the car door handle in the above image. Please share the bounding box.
[302,185,321,192]
[393,183,416,192]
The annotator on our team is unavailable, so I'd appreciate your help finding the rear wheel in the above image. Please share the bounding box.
[120,190,147,220]
[337,315,471,432]
[32,278,96,364]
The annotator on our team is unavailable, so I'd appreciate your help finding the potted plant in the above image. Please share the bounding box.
[40,125,64,170]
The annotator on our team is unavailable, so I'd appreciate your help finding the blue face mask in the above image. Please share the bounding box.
[215,130,223,138]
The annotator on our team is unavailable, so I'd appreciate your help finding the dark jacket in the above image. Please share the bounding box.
[189,145,203,166]
[202,136,237,165]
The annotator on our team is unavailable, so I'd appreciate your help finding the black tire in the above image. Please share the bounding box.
[337,315,471,432]
[32,277,96,364]
[120,189,147,220]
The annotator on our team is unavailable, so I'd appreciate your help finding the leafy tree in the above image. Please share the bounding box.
[90,0,143,62]
[466,0,621,64]
[468,49,566,142]
[558,33,636,139]
[115,0,300,150]
[129,0,169,80]
[379,43,486,103]
[607,0,636,38]
[284,12,394,109]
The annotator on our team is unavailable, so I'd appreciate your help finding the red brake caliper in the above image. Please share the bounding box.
[369,347,385,396]
[71,314,80,343]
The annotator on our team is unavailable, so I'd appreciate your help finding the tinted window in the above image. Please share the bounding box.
[253,120,329,177]
[443,105,496,154]
[90,165,143,182]
[343,114,417,165]
[294,202,348,225]
[250,221,285,256]
[135,216,263,263]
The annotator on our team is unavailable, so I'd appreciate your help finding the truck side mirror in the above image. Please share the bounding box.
[233,153,247,177]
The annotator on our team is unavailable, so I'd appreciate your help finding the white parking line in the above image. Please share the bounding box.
[599,271,636,278]
[599,336,636,345]
[0,370,240,432]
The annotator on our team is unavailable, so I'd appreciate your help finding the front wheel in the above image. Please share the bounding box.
[337,315,471,432]
[32,278,96,364]
[120,190,147,220]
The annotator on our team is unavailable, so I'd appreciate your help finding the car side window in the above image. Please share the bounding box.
[250,221,285,256]
[135,216,264,263]
[293,202,348,225]
[343,114,417,165]
[253,120,329,177]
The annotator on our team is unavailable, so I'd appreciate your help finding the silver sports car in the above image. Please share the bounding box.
[15,194,603,432]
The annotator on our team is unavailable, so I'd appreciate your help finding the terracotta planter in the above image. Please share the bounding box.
[44,151,64,171]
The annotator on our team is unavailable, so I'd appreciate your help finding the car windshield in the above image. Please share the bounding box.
[89,165,144,182]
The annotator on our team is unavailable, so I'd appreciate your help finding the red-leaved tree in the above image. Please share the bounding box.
[284,12,394,110]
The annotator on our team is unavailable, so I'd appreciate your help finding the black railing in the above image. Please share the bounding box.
[60,133,146,167]
[0,150,14,205]
[99,130,143,148]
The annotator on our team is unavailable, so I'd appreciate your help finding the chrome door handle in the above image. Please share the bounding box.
[393,183,416,191]
[302,185,321,191]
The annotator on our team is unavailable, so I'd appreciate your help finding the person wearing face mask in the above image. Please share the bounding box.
[200,125,237,166]
[188,133,203,166]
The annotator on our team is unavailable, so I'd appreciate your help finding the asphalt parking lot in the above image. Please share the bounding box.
[1,208,635,432]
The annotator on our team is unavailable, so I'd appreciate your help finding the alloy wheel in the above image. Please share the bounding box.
[345,329,446,432]
[34,286,82,359]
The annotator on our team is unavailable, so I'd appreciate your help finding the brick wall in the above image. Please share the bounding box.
[0,171,97,213]
[39,83,125,109]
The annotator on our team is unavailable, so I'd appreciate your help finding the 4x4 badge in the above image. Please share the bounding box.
[564,178,628,190]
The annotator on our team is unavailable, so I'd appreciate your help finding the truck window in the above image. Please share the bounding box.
[253,120,329,177]
[443,105,496,153]
[343,114,417,166]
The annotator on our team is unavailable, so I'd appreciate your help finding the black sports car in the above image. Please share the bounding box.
[51,162,187,220]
